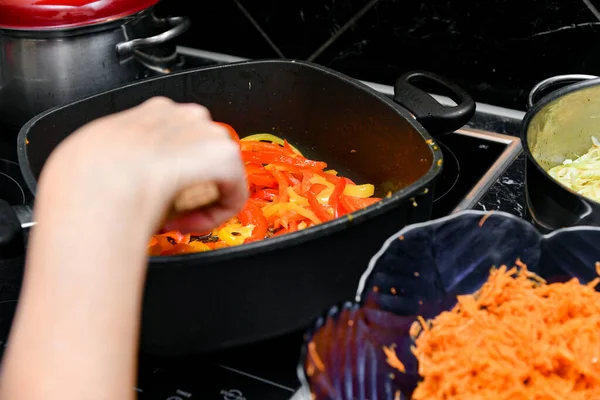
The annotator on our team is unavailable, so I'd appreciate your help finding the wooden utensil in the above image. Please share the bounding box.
[164,181,220,222]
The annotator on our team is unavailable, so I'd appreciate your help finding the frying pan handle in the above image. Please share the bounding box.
[527,74,598,109]
[393,71,476,136]
[0,199,27,259]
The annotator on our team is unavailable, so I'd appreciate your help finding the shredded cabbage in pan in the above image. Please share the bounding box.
[547,136,600,202]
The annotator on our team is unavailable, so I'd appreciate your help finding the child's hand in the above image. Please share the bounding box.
[0,98,249,400]
[36,96,248,237]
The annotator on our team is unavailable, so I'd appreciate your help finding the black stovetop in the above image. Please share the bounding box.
[0,55,514,400]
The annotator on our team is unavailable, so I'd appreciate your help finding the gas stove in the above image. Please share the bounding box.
[0,47,524,399]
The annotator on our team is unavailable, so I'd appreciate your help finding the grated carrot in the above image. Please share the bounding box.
[478,210,495,227]
[308,341,325,372]
[408,260,600,399]
[383,344,406,373]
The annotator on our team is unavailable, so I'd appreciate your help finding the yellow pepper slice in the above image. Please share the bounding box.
[343,184,375,198]
[297,221,308,230]
[240,133,303,155]
[286,186,310,206]
[262,202,321,225]
[188,241,212,252]
[309,175,335,204]
[217,223,256,246]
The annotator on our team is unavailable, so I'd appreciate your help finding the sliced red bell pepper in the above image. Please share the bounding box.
[271,227,290,237]
[270,168,289,202]
[248,198,270,208]
[238,202,268,242]
[301,172,316,193]
[155,230,188,243]
[153,231,190,251]
[307,184,333,222]
[291,184,304,196]
[283,140,296,154]
[153,236,172,250]
[288,220,298,232]
[245,162,269,174]
[214,122,240,143]
[307,183,327,196]
[148,244,163,256]
[340,195,382,213]
[246,163,278,188]
[281,210,306,223]
[241,151,327,170]
[270,163,327,178]
[324,174,346,218]
[253,188,278,201]
[284,171,301,186]
[248,173,277,188]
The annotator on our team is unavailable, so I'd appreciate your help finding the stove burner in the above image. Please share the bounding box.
[0,159,26,206]
[433,141,460,202]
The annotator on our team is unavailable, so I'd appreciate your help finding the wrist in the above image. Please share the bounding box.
[36,150,161,241]
[34,163,156,263]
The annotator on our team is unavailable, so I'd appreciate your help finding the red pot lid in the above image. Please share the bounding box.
[0,0,160,30]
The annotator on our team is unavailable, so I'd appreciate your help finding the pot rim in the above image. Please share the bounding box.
[18,59,445,268]
[521,76,600,207]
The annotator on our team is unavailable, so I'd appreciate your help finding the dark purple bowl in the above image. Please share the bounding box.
[296,210,600,400]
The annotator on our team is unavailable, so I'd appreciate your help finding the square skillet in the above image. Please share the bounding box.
[16,60,474,354]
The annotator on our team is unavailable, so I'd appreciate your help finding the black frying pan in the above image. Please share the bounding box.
[0,60,474,355]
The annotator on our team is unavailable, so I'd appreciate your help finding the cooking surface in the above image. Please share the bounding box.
[0,49,525,399]
[137,332,304,399]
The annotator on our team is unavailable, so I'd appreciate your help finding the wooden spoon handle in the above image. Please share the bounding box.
[165,181,220,221]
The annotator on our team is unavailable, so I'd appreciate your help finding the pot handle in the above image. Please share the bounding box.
[527,74,598,109]
[393,71,476,136]
[0,200,33,259]
[116,16,191,56]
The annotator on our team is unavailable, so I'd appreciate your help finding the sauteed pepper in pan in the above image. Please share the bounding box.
[148,123,382,255]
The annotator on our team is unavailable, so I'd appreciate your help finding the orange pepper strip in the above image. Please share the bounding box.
[214,122,240,143]
[269,169,289,202]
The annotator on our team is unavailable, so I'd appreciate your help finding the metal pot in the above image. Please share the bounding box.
[522,74,600,232]
[0,0,190,130]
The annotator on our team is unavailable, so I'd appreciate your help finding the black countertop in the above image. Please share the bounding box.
[465,107,526,218]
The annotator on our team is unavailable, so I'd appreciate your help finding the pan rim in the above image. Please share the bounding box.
[17,59,444,266]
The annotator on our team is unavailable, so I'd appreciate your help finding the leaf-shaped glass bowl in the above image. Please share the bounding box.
[295,210,600,400]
